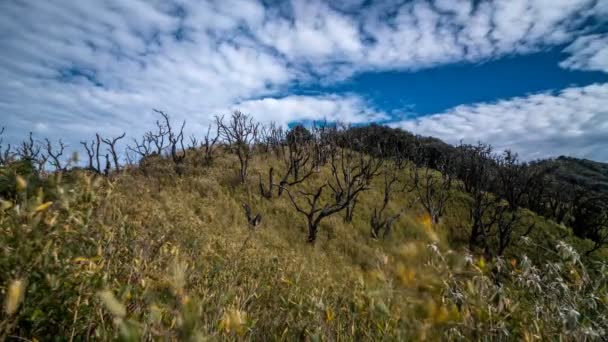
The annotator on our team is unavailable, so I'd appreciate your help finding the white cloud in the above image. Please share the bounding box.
[560,34,608,73]
[395,83,608,161]
[0,0,605,160]
[224,94,388,126]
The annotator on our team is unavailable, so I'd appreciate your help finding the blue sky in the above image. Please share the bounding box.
[0,0,607,161]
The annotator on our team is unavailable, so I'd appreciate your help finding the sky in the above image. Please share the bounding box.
[0,0,607,161]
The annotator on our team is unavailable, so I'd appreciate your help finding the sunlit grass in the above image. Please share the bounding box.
[0,151,606,340]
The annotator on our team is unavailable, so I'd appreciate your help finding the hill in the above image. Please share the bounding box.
[0,114,607,340]
[537,156,608,194]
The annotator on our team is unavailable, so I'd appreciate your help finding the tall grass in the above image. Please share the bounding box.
[1,152,606,340]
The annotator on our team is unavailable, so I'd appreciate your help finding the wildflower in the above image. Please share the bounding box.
[4,279,25,315]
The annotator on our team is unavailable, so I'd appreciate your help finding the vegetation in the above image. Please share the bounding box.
[0,113,607,340]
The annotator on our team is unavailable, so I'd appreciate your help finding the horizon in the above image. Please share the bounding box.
[1,0,607,162]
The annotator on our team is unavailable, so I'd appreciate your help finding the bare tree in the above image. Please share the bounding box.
[268,122,286,160]
[285,144,381,243]
[329,136,383,223]
[44,138,66,171]
[490,150,538,255]
[258,140,316,199]
[456,142,499,255]
[409,151,453,225]
[95,133,102,173]
[370,151,406,239]
[201,122,220,166]
[101,133,126,173]
[127,134,153,159]
[263,125,317,198]
[370,162,407,239]
[80,139,100,173]
[153,109,187,174]
[217,111,259,183]
[16,132,41,161]
[0,126,13,165]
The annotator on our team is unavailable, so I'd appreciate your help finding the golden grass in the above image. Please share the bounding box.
[1,151,605,340]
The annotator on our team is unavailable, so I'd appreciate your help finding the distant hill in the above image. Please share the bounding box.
[534,156,608,194]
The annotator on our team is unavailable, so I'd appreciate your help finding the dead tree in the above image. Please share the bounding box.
[329,141,383,223]
[285,184,345,243]
[271,126,317,197]
[456,142,498,254]
[490,150,538,255]
[127,134,153,159]
[95,133,102,173]
[0,126,13,165]
[80,139,100,173]
[311,121,337,170]
[16,132,41,161]
[101,133,126,173]
[154,109,187,174]
[201,122,220,166]
[370,162,407,239]
[285,144,381,243]
[44,138,66,171]
[217,111,259,184]
[409,153,453,225]
[268,123,285,160]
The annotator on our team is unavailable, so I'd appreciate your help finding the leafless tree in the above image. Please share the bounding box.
[370,163,406,239]
[80,139,100,173]
[455,142,499,255]
[44,138,66,171]
[0,126,14,165]
[330,134,383,223]
[201,122,220,166]
[258,137,316,199]
[127,134,153,159]
[95,133,102,173]
[268,122,286,160]
[80,140,96,172]
[16,132,41,161]
[101,132,126,173]
[153,109,187,174]
[489,150,539,255]
[409,152,453,225]
[285,143,381,243]
[217,111,259,183]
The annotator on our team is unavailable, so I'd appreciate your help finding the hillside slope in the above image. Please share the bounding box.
[538,156,608,193]
[1,150,606,340]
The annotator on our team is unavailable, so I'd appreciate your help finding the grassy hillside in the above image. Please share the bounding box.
[538,156,608,193]
[1,150,607,340]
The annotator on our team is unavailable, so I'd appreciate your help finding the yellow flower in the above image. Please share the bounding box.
[5,279,25,315]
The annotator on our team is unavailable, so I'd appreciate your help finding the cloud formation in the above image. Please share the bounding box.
[560,34,608,73]
[0,0,606,160]
[396,83,608,161]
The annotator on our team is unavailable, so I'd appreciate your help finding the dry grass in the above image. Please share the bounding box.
[1,151,606,340]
